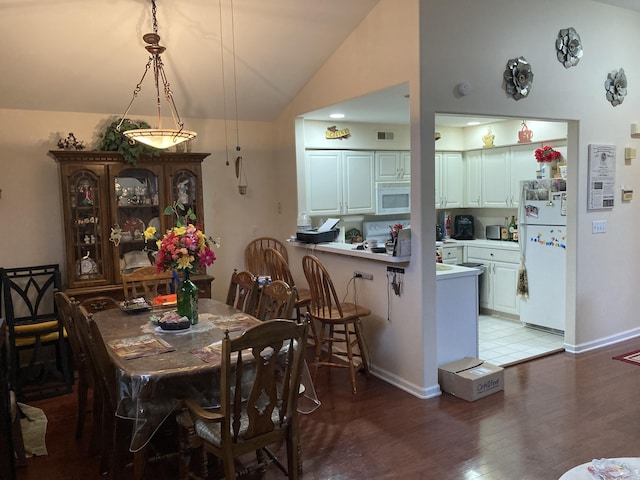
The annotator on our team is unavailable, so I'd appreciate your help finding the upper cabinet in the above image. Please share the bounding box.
[50,150,211,295]
[435,152,463,209]
[464,150,482,208]
[305,150,375,216]
[478,144,540,208]
[375,151,411,181]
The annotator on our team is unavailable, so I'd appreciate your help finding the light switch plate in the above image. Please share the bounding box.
[592,220,606,234]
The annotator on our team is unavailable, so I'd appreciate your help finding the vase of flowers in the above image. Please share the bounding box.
[535,145,562,179]
[145,202,219,325]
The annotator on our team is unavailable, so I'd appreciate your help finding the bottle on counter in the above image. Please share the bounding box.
[508,215,517,241]
[445,215,451,239]
[512,217,519,242]
[297,212,312,232]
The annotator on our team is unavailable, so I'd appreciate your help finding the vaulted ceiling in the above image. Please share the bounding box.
[0,0,379,122]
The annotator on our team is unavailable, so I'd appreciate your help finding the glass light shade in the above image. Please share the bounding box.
[123,129,197,149]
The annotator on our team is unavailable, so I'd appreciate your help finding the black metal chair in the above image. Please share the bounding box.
[0,265,73,401]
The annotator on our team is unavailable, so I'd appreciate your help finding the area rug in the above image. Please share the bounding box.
[17,402,48,457]
[613,349,640,366]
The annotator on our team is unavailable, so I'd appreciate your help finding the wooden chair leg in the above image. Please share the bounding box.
[75,370,88,439]
[354,320,369,374]
[343,325,358,394]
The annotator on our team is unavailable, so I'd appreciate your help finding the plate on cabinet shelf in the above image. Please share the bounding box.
[75,256,98,276]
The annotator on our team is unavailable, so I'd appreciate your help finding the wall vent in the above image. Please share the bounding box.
[377,131,395,140]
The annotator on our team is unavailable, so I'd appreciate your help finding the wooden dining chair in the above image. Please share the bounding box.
[302,254,371,394]
[122,266,175,300]
[225,269,260,315]
[255,280,297,321]
[0,264,73,401]
[264,247,315,337]
[177,318,309,480]
[83,309,150,480]
[245,237,288,277]
[54,291,97,442]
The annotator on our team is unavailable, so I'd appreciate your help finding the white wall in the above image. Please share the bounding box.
[0,110,284,302]
[421,0,640,352]
[275,0,430,393]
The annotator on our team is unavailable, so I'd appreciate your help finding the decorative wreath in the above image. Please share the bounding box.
[503,56,533,101]
[556,28,583,68]
[604,68,627,107]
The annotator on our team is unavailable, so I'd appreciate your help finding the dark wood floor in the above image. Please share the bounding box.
[15,338,640,479]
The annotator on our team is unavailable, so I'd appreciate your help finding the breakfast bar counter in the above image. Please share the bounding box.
[288,240,411,264]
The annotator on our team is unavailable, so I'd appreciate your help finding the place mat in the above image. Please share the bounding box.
[209,312,256,332]
[613,349,640,366]
[191,340,222,364]
[108,334,175,360]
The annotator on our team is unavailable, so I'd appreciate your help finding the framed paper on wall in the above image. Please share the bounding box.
[587,144,616,210]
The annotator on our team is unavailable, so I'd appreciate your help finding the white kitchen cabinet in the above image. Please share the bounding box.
[466,245,520,316]
[441,245,463,264]
[509,143,542,208]
[464,150,482,207]
[435,152,463,209]
[480,145,540,208]
[375,151,410,181]
[305,150,375,216]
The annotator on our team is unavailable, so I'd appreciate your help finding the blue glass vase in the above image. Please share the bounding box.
[177,269,198,325]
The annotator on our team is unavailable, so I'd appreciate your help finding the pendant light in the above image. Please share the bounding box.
[116,0,196,149]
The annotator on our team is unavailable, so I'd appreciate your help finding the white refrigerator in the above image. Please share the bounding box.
[518,180,567,331]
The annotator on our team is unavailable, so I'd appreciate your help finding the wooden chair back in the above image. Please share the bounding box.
[301,255,344,320]
[0,264,72,401]
[181,319,309,479]
[245,237,288,277]
[122,266,175,300]
[54,291,82,375]
[264,247,296,288]
[225,270,260,314]
[255,280,296,321]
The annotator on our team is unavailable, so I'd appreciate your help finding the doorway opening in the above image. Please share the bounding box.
[435,114,570,366]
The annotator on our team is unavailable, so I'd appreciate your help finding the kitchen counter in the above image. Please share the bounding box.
[288,240,410,263]
[436,239,519,250]
[436,263,482,279]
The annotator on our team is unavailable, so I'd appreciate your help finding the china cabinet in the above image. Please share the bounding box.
[50,150,213,305]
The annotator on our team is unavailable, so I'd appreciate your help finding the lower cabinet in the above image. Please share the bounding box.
[441,245,463,265]
[466,245,519,316]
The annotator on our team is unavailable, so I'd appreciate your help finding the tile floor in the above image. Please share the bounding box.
[478,314,565,366]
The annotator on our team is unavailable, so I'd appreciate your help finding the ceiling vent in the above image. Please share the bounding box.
[377,131,395,140]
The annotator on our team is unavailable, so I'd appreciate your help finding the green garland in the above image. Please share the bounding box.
[97,118,160,165]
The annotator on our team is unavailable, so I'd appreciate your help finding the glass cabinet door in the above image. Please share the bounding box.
[66,168,109,287]
[169,167,201,226]
[109,165,163,284]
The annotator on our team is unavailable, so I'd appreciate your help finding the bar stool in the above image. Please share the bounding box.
[301,255,370,394]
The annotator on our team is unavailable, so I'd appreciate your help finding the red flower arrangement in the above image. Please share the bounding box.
[390,223,404,238]
[535,146,562,163]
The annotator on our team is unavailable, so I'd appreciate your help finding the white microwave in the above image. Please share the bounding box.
[376,182,410,215]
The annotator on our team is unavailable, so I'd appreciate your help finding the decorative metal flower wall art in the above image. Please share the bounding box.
[556,27,583,68]
[604,68,627,106]
[503,56,534,101]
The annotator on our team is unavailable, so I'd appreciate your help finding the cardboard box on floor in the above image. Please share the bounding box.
[438,357,504,402]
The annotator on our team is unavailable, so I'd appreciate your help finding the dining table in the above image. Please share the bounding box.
[91,297,320,453]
